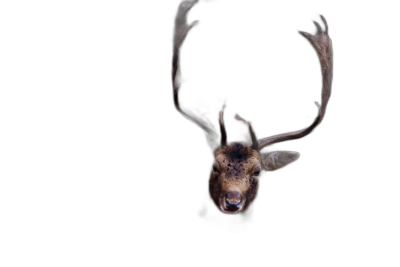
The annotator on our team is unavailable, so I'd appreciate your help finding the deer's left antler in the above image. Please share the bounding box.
[257,16,333,151]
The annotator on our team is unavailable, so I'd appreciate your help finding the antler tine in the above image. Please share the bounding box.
[320,15,328,33]
[172,0,218,147]
[218,111,228,146]
[257,16,333,151]
[250,129,259,151]
[235,114,259,151]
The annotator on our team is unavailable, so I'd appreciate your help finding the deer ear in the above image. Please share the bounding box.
[261,151,300,171]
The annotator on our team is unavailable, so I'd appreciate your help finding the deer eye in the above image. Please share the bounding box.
[253,169,261,177]
[212,164,219,173]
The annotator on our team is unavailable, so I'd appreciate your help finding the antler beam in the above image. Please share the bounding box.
[172,0,218,147]
[257,16,333,151]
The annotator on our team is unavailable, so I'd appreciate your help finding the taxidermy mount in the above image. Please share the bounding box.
[171,0,333,214]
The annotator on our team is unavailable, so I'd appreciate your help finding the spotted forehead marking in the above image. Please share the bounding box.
[226,143,252,162]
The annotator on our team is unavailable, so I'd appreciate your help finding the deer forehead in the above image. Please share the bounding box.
[215,143,260,163]
[215,143,260,170]
[215,152,261,169]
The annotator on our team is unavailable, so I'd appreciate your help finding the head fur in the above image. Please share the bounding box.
[209,143,261,214]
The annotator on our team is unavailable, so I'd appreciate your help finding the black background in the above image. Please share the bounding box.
[45,0,389,255]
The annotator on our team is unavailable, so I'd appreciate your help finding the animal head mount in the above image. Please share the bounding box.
[172,0,333,214]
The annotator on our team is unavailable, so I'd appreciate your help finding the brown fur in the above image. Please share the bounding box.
[209,143,261,213]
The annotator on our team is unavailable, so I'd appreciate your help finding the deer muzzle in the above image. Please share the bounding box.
[221,191,245,214]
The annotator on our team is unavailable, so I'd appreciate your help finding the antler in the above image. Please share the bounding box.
[235,114,258,151]
[257,16,333,151]
[172,0,219,148]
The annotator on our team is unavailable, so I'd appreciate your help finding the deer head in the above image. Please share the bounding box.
[172,0,333,214]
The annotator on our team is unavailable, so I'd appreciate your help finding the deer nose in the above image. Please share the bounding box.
[226,198,242,206]
[225,194,243,211]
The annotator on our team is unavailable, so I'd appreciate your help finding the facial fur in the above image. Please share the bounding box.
[209,143,261,214]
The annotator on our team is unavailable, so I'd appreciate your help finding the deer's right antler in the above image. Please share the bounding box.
[172,0,219,148]
[257,16,333,151]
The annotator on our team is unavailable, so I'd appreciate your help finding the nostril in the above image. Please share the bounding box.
[226,199,242,206]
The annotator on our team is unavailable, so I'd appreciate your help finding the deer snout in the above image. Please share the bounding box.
[222,191,244,213]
